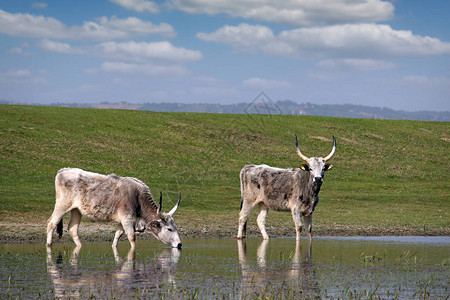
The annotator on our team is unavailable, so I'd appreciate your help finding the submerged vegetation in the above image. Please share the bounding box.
[0,105,449,241]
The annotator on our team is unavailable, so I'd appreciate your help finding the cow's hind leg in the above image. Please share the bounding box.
[47,208,67,246]
[237,200,255,239]
[68,209,82,247]
[256,203,269,240]
[291,207,303,241]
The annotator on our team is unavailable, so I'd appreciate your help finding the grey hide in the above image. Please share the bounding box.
[237,136,336,242]
[46,168,182,249]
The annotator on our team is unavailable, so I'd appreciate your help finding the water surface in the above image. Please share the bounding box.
[0,236,448,298]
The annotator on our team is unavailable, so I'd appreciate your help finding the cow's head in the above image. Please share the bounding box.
[295,135,336,185]
[149,192,182,249]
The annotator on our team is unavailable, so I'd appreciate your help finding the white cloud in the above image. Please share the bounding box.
[78,17,175,40]
[170,0,394,26]
[37,69,48,75]
[100,61,188,76]
[310,58,395,80]
[0,69,47,84]
[6,69,32,78]
[318,59,395,71]
[0,9,173,40]
[343,59,395,71]
[77,21,130,40]
[242,77,290,89]
[316,59,336,68]
[8,47,30,55]
[0,9,70,38]
[278,24,450,57]
[198,23,450,58]
[77,84,94,90]
[197,23,274,52]
[31,2,48,9]
[109,0,159,13]
[98,16,176,37]
[194,75,224,85]
[40,39,84,54]
[97,41,202,62]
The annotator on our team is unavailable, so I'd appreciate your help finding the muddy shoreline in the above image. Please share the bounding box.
[1,221,448,244]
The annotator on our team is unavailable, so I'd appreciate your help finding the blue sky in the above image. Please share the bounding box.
[1,0,449,111]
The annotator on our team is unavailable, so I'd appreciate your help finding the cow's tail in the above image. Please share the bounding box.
[239,168,247,233]
[239,168,245,211]
[56,219,63,238]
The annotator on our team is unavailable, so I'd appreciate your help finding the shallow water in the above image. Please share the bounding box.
[0,236,448,298]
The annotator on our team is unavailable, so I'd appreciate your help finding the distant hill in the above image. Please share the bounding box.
[1,98,448,121]
[139,100,449,121]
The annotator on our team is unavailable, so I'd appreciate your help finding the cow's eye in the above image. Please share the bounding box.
[167,228,173,232]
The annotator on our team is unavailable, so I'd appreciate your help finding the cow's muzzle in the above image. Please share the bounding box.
[313,177,323,183]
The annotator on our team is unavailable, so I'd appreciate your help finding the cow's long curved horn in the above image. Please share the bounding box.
[295,134,310,162]
[323,135,337,162]
[167,193,181,216]
[158,191,162,214]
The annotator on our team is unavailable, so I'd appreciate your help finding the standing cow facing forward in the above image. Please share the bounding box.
[47,168,182,249]
[237,135,336,242]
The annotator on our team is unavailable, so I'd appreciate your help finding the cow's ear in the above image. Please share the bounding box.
[300,164,309,171]
[151,221,160,228]
[325,164,334,171]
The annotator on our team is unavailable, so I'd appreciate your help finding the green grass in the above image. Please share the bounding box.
[0,105,449,237]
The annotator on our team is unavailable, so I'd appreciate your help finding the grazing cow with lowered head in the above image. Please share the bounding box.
[47,168,182,249]
[237,135,336,242]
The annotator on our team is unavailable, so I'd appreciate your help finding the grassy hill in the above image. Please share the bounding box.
[0,105,449,241]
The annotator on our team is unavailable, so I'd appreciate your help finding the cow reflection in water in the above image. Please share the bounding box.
[46,246,180,298]
[237,240,319,298]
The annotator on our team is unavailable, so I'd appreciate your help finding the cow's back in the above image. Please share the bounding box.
[55,168,138,221]
[241,165,299,211]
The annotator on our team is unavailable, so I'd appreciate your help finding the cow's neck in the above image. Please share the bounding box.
[137,189,159,221]
[310,176,323,194]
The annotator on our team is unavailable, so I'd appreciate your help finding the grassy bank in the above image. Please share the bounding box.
[0,105,448,242]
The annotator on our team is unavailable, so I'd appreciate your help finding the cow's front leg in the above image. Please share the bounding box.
[291,207,302,241]
[257,203,269,240]
[122,220,136,250]
[112,224,124,248]
[304,214,313,243]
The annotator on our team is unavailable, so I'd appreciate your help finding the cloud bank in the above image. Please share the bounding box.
[97,41,203,62]
[109,0,159,13]
[169,0,394,26]
[198,23,450,58]
[0,9,175,40]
